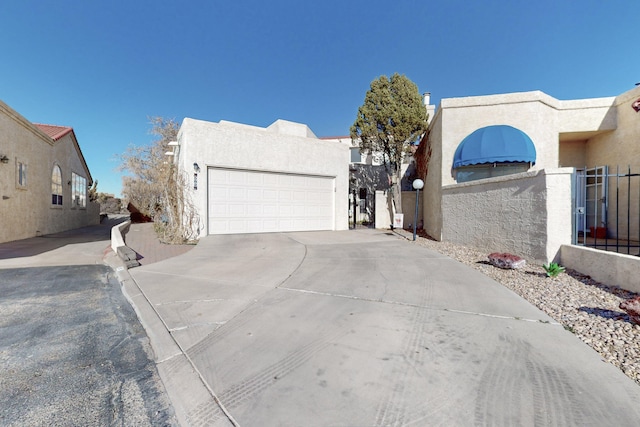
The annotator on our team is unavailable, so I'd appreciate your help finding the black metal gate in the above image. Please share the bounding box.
[573,166,640,255]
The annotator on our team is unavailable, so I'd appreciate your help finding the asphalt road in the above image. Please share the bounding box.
[0,264,176,426]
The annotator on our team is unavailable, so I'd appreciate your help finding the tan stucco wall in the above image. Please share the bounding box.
[437,91,616,188]
[422,106,443,240]
[561,245,640,294]
[558,140,587,167]
[441,168,573,263]
[0,100,97,243]
[422,90,619,242]
[581,86,640,238]
[584,86,640,167]
[373,190,423,230]
[176,118,349,237]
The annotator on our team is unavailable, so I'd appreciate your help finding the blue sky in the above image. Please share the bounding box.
[1,0,638,197]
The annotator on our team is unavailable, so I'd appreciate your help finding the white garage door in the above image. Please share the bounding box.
[208,168,335,234]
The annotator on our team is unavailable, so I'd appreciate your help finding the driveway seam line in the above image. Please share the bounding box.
[130,272,241,427]
[278,286,561,325]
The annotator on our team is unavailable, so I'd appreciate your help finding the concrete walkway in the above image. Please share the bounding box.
[122,222,195,266]
[121,229,640,426]
[0,216,128,268]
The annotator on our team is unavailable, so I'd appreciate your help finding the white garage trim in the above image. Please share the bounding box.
[207,167,335,234]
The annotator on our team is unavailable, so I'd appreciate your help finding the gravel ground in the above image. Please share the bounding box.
[399,230,640,387]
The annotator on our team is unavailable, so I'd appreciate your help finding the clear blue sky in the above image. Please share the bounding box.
[1,0,637,197]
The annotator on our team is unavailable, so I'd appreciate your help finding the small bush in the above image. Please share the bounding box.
[543,262,566,278]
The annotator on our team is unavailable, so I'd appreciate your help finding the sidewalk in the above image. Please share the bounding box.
[122,222,195,265]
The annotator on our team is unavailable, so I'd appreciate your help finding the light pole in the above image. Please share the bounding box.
[412,179,424,241]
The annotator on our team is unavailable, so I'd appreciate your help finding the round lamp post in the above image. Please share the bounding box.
[412,179,424,241]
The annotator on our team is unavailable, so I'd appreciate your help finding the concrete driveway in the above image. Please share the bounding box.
[127,230,640,426]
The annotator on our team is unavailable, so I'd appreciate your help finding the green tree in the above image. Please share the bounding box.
[350,73,428,215]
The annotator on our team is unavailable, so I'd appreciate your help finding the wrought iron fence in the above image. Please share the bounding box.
[573,166,640,256]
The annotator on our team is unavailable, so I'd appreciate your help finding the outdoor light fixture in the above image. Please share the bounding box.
[193,162,201,172]
[633,98,640,113]
[412,178,424,241]
[0,155,9,164]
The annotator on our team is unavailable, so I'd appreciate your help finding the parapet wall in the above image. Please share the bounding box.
[441,168,574,263]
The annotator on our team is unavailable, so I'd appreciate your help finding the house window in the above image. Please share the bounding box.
[16,160,27,188]
[71,172,86,208]
[350,148,362,163]
[455,162,531,183]
[52,165,63,205]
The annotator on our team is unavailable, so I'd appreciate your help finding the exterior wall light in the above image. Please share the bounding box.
[412,178,424,241]
[632,98,640,113]
[0,155,9,164]
[193,162,201,172]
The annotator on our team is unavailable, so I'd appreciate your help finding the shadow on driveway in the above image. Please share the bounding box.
[0,216,128,261]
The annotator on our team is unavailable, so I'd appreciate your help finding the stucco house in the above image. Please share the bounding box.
[0,99,99,244]
[419,84,640,262]
[172,117,349,237]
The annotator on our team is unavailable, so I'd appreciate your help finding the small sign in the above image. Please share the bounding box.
[393,213,404,229]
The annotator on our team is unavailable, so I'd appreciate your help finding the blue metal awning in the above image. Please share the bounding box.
[453,125,536,168]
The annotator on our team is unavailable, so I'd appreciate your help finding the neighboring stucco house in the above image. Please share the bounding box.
[420,85,640,262]
[172,118,349,237]
[319,135,389,226]
[0,99,99,244]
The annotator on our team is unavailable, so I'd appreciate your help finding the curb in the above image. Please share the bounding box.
[111,220,141,268]
[106,223,231,427]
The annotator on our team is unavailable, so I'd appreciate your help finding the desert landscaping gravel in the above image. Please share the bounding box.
[403,232,640,387]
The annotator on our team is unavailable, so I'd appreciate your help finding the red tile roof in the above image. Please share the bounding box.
[34,123,74,141]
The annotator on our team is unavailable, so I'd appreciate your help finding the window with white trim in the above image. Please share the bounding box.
[72,172,86,208]
[52,165,63,205]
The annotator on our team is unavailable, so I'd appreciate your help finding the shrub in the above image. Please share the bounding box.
[543,262,566,278]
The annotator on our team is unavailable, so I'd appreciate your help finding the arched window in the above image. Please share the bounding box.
[52,165,63,205]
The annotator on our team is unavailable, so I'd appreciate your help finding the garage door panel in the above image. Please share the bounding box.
[228,204,246,215]
[208,168,334,234]
[209,187,229,200]
[262,204,278,216]
[229,173,247,185]
[263,189,278,201]
[260,174,277,186]
[228,221,248,233]
[277,175,292,186]
[208,168,227,182]
[278,191,292,202]
[247,173,263,185]
[209,220,230,234]
[247,189,263,199]
[246,204,263,215]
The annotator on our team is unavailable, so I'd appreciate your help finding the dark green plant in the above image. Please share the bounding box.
[543,262,566,278]
[350,73,428,214]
